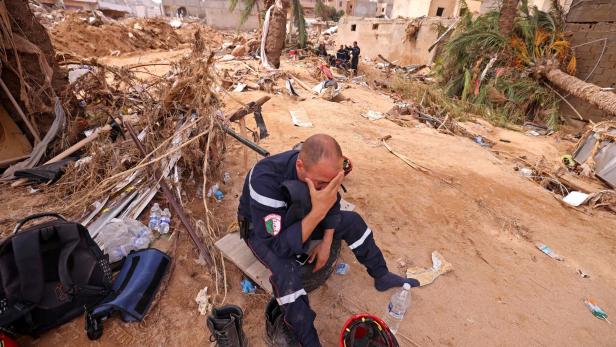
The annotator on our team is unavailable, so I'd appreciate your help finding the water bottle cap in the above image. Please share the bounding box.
[403,283,411,290]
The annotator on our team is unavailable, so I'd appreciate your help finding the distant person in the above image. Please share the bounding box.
[351,41,361,71]
[336,45,348,61]
[317,43,327,57]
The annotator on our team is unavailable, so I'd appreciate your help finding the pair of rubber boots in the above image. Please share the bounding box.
[207,305,248,347]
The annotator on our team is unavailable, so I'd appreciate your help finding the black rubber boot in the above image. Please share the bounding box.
[208,305,248,347]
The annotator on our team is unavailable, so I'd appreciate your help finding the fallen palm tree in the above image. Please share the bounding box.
[436,1,616,129]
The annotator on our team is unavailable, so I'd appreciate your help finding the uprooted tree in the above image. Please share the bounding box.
[0,0,70,141]
[436,0,616,128]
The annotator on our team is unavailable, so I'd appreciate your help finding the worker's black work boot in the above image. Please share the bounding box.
[207,305,248,347]
[264,297,300,347]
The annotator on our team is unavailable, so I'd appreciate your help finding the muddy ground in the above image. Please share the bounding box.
[3,44,616,347]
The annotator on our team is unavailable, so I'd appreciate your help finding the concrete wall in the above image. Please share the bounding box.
[428,0,457,16]
[480,0,571,13]
[391,0,431,18]
[347,0,378,17]
[560,0,616,121]
[337,16,454,65]
[162,0,258,30]
[466,0,481,14]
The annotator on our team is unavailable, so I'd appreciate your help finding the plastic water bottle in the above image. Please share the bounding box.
[133,235,150,249]
[384,283,411,334]
[148,203,161,231]
[159,208,171,234]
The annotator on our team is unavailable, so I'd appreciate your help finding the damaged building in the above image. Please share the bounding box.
[560,0,616,121]
[337,16,454,65]
[162,0,259,30]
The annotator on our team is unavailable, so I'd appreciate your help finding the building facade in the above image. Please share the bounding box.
[560,0,616,121]
[161,0,259,29]
[337,16,456,65]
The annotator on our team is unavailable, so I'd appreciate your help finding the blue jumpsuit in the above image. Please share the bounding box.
[238,150,389,346]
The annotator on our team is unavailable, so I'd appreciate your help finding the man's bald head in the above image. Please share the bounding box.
[298,134,342,169]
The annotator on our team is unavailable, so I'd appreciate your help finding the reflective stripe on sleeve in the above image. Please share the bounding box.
[249,168,287,208]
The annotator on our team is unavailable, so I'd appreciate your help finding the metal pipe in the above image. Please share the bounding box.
[223,125,270,157]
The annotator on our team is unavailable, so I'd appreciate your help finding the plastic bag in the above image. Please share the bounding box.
[97,218,152,263]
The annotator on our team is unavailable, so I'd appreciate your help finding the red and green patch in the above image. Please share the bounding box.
[264,214,282,236]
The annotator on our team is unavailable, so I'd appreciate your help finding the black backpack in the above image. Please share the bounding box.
[0,213,112,336]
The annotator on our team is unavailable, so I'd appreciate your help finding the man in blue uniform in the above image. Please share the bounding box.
[237,134,418,346]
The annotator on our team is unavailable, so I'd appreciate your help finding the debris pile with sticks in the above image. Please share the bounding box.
[42,9,223,58]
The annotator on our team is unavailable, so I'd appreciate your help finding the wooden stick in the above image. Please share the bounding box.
[50,125,110,164]
[0,78,41,144]
[288,73,318,95]
[228,95,271,122]
[11,124,113,187]
[381,135,430,173]
[377,54,397,68]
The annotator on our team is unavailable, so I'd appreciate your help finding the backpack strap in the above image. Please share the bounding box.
[0,232,45,328]
[12,232,44,305]
[57,225,108,297]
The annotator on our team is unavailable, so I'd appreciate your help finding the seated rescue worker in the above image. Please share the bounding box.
[237,134,419,346]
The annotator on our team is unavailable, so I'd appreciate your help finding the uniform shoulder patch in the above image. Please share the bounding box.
[264,214,282,236]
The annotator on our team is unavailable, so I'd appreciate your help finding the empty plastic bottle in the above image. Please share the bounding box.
[133,235,150,249]
[384,283,411,335]
[148,203,161,231]
[159,208,171,234]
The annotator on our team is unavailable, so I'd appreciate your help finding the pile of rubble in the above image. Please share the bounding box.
[31,7,224,58]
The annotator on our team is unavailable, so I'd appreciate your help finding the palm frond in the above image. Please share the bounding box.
[291,0,307,48]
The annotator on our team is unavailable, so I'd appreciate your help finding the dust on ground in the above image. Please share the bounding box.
[4,42,616,347]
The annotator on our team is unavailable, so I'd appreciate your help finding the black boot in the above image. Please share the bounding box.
[207,305,248,347]
[264,297,300,347]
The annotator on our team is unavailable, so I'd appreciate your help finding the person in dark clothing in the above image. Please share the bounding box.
[237,134,420,347]
[317,43,327,57]
[336,45,348,61]
[351,41,361,71]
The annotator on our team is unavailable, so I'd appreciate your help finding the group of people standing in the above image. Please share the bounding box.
[336,42,361,71]
[317,41,361,72]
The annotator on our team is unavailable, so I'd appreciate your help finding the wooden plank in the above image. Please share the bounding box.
[215,232,273,294]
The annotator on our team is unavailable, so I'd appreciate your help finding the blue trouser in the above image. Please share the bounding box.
[246,211,388,347]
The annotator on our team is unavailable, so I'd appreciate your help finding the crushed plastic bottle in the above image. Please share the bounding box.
[335,262,349,275]
[535,242,564,261]
[148,203,161,232]
[584,297,609,322]
[99,218,152,263]
[159,208,171,234]
[384,283,411,335]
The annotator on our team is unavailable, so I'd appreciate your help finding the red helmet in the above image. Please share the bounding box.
[339,314,399,347]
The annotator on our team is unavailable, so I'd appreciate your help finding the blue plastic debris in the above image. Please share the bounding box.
[241,278,256,294]
[335,262,349,275]
[474,136,490,147]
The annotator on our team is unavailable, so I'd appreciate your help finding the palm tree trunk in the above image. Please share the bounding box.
[543,68,616,116]
[499,0,519,37]
[263,0,288,68]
